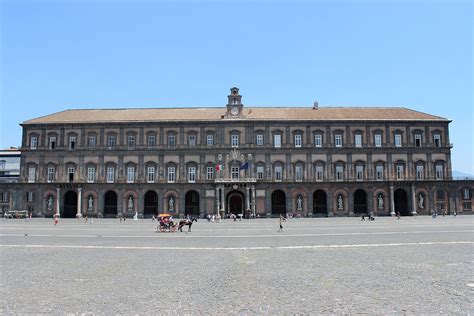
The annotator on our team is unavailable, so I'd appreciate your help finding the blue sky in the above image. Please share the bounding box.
[1,0,472,174]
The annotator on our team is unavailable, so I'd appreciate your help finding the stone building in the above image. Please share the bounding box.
[1,87,473,218]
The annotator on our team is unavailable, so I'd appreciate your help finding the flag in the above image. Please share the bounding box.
[216,164,224,171]
[239,162,249,170]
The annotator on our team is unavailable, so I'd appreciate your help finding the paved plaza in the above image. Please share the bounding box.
[0,215,473,314]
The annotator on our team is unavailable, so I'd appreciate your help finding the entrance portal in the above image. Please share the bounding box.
[394,188,409,216]
[185,190,200,217]
[104,191,118,218]
[227,191,244,215]
[313,190,327,216]
[144,191,158,218]
[353,189,367,214]
[271,190,286,216]
[63,190,77,218]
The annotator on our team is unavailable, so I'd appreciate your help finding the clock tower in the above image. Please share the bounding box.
[226,87,243,117]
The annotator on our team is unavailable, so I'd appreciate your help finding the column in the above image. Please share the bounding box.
[220,186,225,214]
[390,185,395,216]
[411,184,417,215]
[245,186,250,211]
[251,185,256,217]
[56,187,60,216]
[215,186,220,213]
[76,187,82,218]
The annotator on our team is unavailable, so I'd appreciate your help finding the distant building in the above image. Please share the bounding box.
[0,148,21,213]
[0,88,473,217]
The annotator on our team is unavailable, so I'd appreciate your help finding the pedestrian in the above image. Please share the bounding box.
[53,214,59,226]
[278,214,284,232]
[396,211,400,219]
[361,214,365,221]
[84,216,88,223]
[152,215,156,221]
[453,210,457,217]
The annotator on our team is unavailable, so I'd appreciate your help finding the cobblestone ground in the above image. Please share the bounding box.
[0,216,473,315]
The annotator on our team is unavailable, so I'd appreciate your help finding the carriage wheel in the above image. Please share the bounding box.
[159,225,165,232]
[171,225,177,232]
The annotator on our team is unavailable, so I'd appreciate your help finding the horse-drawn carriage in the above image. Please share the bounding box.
[157,214,198,232]
[157,214,177,232]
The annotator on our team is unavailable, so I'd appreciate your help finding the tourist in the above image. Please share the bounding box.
[278,214,284,232]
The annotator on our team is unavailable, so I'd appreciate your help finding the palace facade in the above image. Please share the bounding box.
[1,87,472,218]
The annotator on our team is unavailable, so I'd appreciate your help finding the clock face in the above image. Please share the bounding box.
[230,106,239,115]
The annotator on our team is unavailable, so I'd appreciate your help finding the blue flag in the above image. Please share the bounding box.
[239,162,249,170]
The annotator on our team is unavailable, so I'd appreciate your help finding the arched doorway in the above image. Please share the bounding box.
[272,190,286,216]
[227,191,244,215]
[313,190,327,216]
[394,188,409,216]
[104,191,118,218]
[354,189,367,214]
[63,190,77,218]
[144,191,158,218]
[185,190,200,217]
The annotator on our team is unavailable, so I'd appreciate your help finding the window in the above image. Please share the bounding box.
[49,136,57,150]
[87,167,95,183]
[435,164,443,180]
[231,167,240,180]
[434,134,441,147]
[168,135,176,148]
[315,165,324,181]
[274,134,281,148]
[188,166,196,183]
[0,192,8,202]
[108,136,116,149]
[128,136,135,149]
[27,192,35,203]
[0,160,6,169]
[67,167,74,182]
[414,134,422,147]
[354,134,362,148]
[295,164,303,181]
[68,136,76,150]
[28,167,36,183]
[396,165,404,180]
[107,167,115,183]
[294,135,302,148]
[148,135,156,148]
[147,166,155,183]
[356,165,364,181]
[47,167,55,183]
[314,134,322,148]
[395,134,402,147]
[274,165,282,181]
[416,165,424,180]
[257,166,264,180]
[206,167,214,180]
[167,167,175,183]
[206,135,214,146]
[336,165,343,181]
[463,189,471,200]
[127,166,135,183]
[88,136,96,148]
[374,134,382,147]
[376,165,384,180]
[256,134,264,146]
[188,135,196,147]
[231,135,239,148]
[335,134,342,147]
[30,136,38,150]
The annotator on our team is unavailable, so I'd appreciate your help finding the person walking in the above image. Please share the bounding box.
[277,214,285,232]
[53,214,59,226]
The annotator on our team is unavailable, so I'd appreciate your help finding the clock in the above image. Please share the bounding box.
[230,106,239,116]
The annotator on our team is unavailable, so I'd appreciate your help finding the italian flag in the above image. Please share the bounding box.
[216,164,224,171]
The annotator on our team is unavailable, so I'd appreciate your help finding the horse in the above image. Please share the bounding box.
[178,217,198,232]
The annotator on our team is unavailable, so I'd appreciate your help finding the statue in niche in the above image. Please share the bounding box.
[88,196,94,211]
[418,193,424,209]
[378,194,384,209]
[296,195,303,211]
[47,196,54,212]
[169,196,175,211]
[337,194,344,210]
[128,196,134,212]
